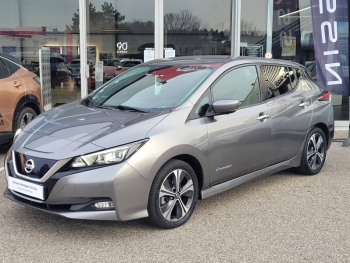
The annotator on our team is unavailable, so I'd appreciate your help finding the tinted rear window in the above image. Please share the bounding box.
[3,59,19,75]
[260,65,294,100]
[0,59,9,79]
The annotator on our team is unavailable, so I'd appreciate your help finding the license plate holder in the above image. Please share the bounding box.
[8,177,45,200]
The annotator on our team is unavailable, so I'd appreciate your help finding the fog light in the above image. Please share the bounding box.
[93,201,114,210]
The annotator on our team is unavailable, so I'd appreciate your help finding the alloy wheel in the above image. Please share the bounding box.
[158,169,194,222]
[20,112,35,129]
[307,133,325,170]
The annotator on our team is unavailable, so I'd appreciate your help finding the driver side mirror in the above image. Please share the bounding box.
[206,99,240,117]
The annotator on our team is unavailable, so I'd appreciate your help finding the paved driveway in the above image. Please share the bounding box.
[0,131,349,262]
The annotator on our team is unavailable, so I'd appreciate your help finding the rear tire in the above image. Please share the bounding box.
[146,159,198,229]
[295,127,327,175]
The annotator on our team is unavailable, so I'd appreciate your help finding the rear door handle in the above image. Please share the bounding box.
[299,101,309,107]
[13,82,21,88]
[256,114,270,121]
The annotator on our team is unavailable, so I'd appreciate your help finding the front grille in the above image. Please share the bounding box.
[14,152,57,180]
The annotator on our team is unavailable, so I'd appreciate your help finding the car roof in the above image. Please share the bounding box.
[149,55,231,65]
[148,55,303,68]
[232,56,303,67]
[0,52,20,63]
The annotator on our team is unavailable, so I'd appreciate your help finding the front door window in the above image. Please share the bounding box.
[212,66,261,108]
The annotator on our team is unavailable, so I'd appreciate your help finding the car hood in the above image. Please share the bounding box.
[13,101,169,160]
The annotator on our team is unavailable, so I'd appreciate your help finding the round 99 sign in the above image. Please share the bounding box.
[265,52,273,59]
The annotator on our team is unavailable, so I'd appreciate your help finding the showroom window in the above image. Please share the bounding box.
[85,0,154,90]
[1,0,347,129]
[0,0,80,109]
[240,0,349,124]
[164,0,232,57]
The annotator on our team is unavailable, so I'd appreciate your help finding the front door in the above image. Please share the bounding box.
[207,65,275,185]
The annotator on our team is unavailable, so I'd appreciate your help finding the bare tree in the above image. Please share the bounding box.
[240,19,265,36]
[164,10,204,33]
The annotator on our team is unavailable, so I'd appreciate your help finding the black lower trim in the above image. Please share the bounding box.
[0,132,13,145]
[4,188,113,213]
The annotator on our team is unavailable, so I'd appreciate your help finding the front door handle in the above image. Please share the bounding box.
[299,101,310,107]
[13,82,21,88]
[256,114,270,121]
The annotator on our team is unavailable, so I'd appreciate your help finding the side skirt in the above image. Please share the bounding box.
[201,156,301,200]
[201,129,308,200]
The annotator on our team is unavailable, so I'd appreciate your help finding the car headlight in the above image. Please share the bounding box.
[70,139,148,168]
[13,128,22,142]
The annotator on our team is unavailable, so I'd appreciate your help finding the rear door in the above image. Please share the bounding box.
[207,65,276,185]
[260,65,313,163]
[0,58,25,133]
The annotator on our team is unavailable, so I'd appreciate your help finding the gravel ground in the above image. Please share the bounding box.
[0,131,349,263]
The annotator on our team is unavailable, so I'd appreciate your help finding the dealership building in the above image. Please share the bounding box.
[0,0,348,127]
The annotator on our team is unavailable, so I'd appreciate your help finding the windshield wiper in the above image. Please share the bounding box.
[86,97,111,110]
[113,105,148,113]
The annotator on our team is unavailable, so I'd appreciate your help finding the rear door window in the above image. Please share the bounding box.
[288,67,298,90]
[260,65,293,101]
[0,59,10,79]
[3,59,19,75]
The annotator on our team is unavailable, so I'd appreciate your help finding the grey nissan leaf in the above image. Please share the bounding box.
[4,56,334,229]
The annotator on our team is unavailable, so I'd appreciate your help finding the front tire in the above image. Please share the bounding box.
[147,159,199,229]
[295,127,327,175]
[15,107,37,131]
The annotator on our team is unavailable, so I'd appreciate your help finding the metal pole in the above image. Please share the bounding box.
[266,0,273,55]
[343,98,350,147]
[345,3,350,147]
[79,0,88,98]
[342,4,350,147]
[155,0,164,59]
[231,0,241,57]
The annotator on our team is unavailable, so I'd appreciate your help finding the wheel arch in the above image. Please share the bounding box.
[314,122,329,148]
[12,94,41,132]
[138,144,210,193]
[172,154,204,197]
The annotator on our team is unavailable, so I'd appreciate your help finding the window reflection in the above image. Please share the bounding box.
[164,0,231,57]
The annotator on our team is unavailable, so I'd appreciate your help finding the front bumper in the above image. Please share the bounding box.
[4,189,119,220]
[4,158,152,221]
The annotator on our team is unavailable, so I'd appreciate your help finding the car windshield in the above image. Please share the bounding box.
[87,63,219,112]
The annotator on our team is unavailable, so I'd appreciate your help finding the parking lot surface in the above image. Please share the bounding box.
[0,131,349,262]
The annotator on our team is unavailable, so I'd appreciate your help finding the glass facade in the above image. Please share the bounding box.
[86,0,154,89]
[0,0,348,126]
[0,0,80,108]
[240,0,349,124]
[164,0,232,57]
